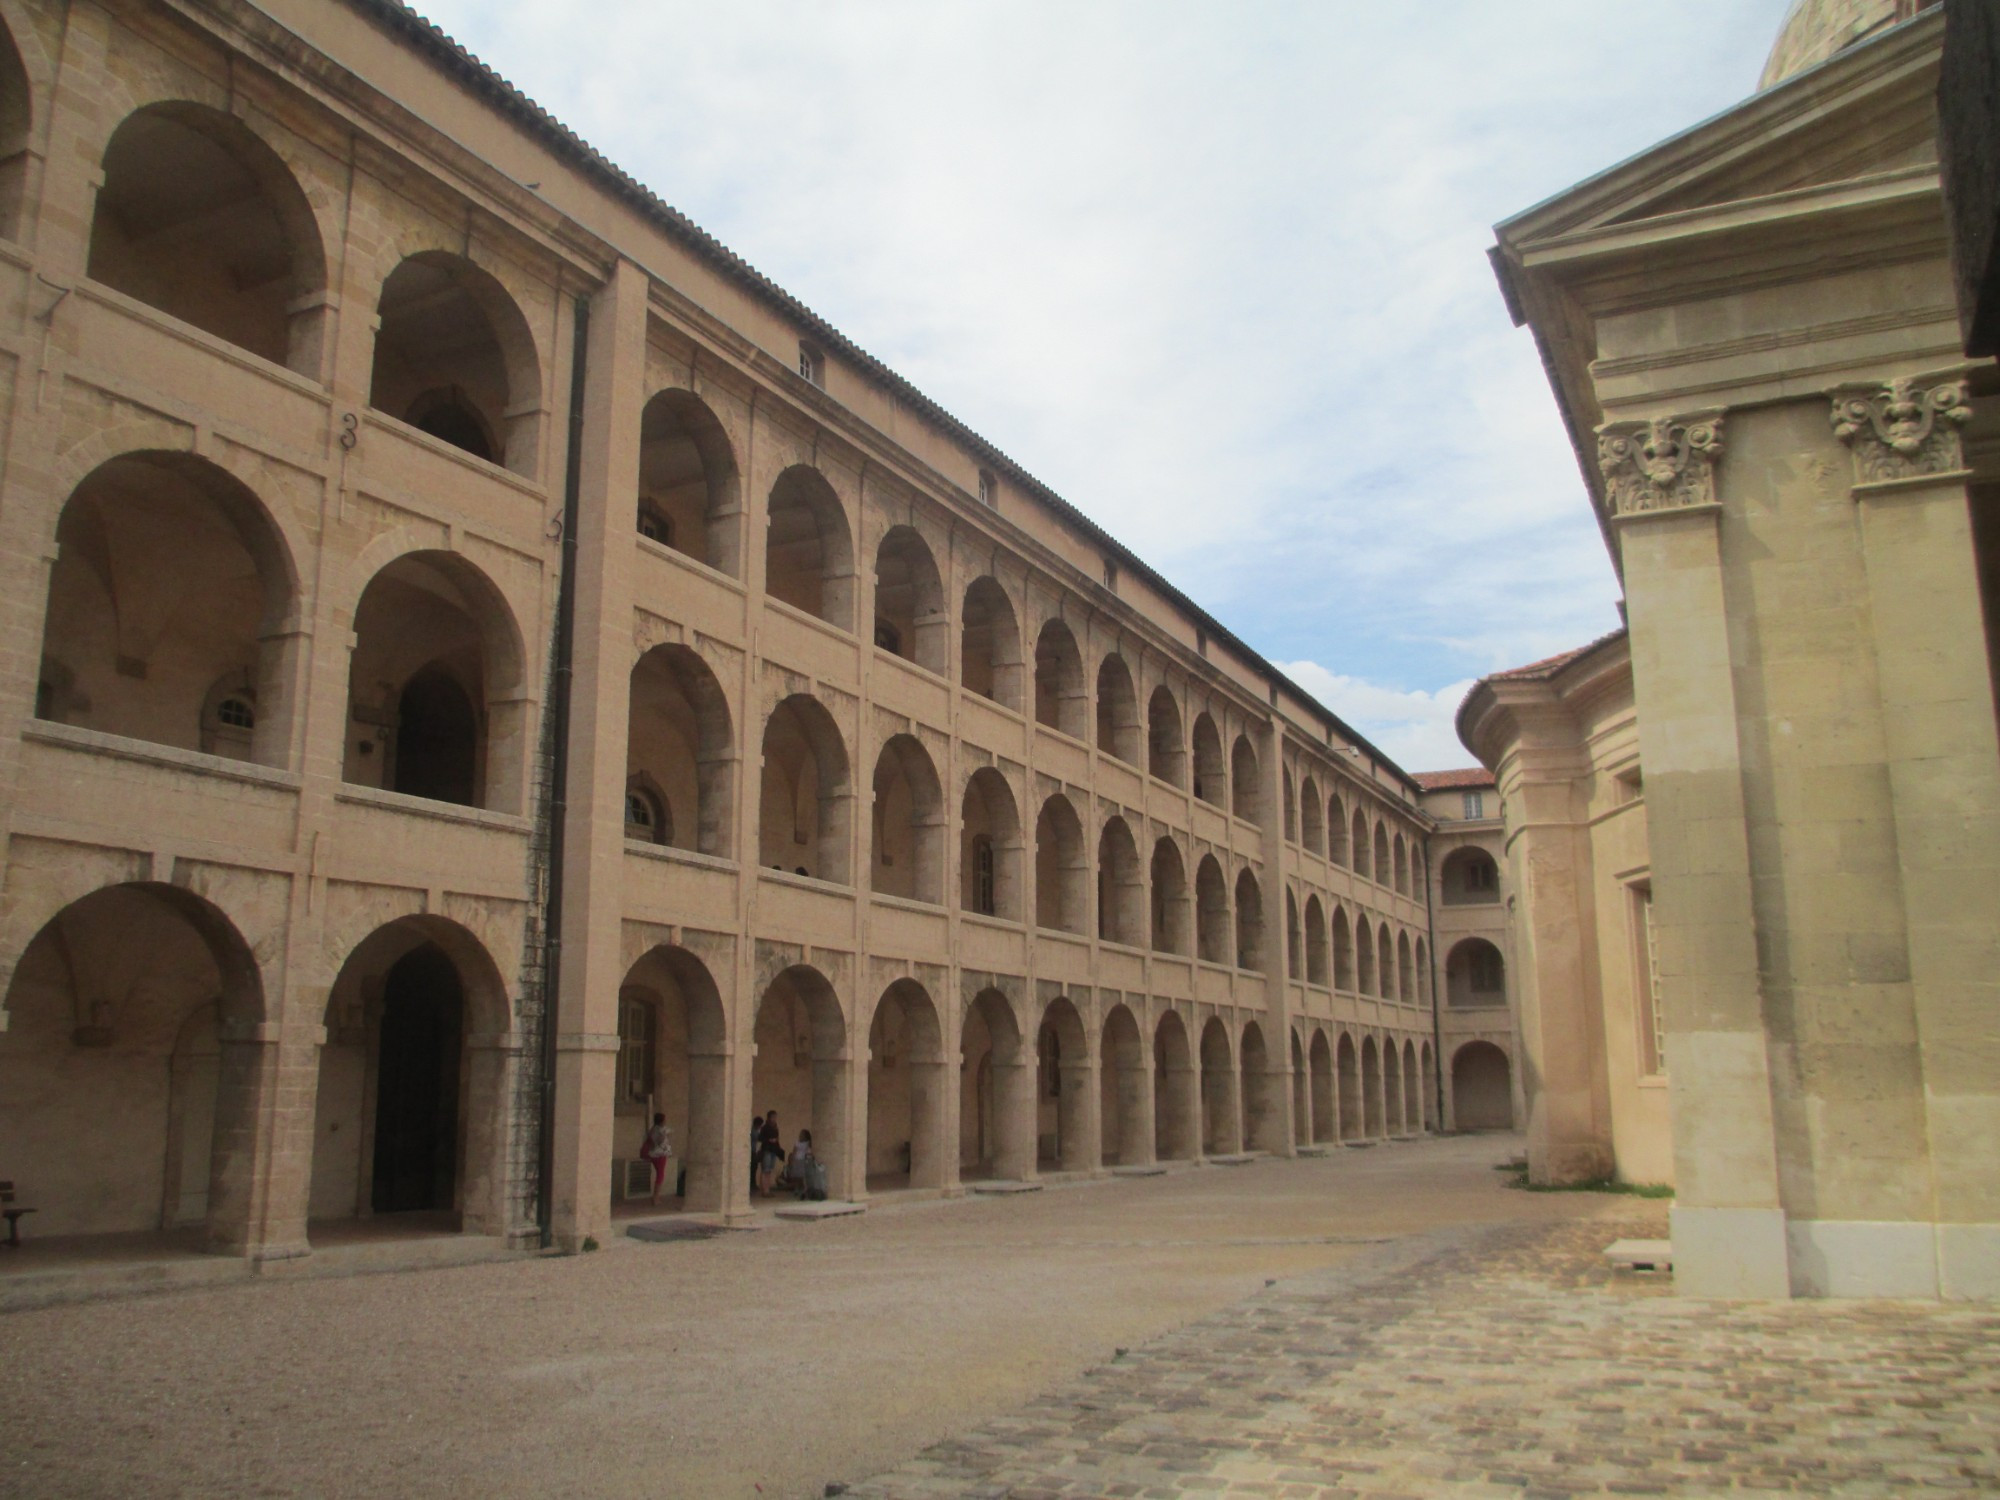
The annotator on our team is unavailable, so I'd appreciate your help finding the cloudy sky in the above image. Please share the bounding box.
[412,0,1794,769]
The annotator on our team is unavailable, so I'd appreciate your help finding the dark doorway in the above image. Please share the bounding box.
[371,945,464,1214]
[394,666,478,805]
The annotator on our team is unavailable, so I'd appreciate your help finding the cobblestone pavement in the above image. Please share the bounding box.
[848,1212,2000,1499]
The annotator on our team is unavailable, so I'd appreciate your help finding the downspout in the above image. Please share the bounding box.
[1424,829,1444,1133]
[538,293,590,1246]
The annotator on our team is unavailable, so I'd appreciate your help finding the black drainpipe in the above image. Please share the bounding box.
[538,292,590,1246]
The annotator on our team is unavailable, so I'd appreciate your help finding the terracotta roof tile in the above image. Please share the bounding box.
[1487,628,1627,683]
[1414,768,1496,790]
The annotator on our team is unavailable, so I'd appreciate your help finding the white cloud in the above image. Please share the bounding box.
[1278,662,1479,775]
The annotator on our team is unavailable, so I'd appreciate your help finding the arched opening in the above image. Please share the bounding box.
[1383,1034,1404,1136]
[611,945,727,1213]
[345,551,526,813]
[1300,776,1324,854]
[1147,685,1185,786]
[1149,837,1187,954]
[1393,834,1409,896]
[759,695,852,884]
[628,643,734,857]
[1033,619,1087,737]
[871,734,944,903]
[1328,794,1348,865]
[1352,809,1371,879]
[1191,713,1225,806]
[1095,654,1141,764]
[1100,1004,1149,1167]
[1234,868,1264,971]
[1285,889,1302,979]
[1337,1033,1361,1140]
[1440,846,1501,905]
[765,465,855,630]
[312,916,511,1238]
[88,103,327,375]
[960,988,1030,1181]
[0,20,30,241]
[1097,817,1143,946]
[1034,793,1087,933]
[1421,1041,1438,1131]
[1282,770,1297,842]
[1373,824,1391,886]
[1290,1030,1309,1152]
[1199,1017,1238,1156]
[1397,931,1414,1003]
[751,966,849,1199]
[1356,915,1377,995]
[1231,736,1260,822]
[867,979,947,1192]
[0,884,263,1247]
[1447,938,1507,1008]
[1036,996,1090,1171]
[38,452,297,767]
[1309,1029,1335,1144]
[1332,907,1355,991]
[1304,894,1328,986]
[960,767,1021,920]
[1361,1036,1384,1138]
[370,252,540,475]
[1240,1020,1276,1152]
[1452,1042,1513,1131]
[1152,1010,1198,1161]
[1416,938,1431,1008]
[1377,924,1396,1003]
[873,525,946,673]
[637,389,740,577]
[960,577,1023,709]
[1403,1041,1422,1135]
[1194,855,1229,964]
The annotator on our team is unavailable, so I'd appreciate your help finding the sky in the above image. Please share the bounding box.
[410,0,1795,770]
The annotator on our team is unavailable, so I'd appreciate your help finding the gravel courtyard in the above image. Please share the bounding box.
[5,1137,1993,1499]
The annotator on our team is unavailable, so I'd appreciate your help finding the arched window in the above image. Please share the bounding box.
[1285,888,1302,978]
[1195,855,1230,964]
[1033,620,1087,737]
[1352,809,1372,879]
[1097,818,1143,945]
[969,835,996,916]
[629,644,734,857]
[1304,894,1328,986]
[1300,777,1324,854]
[1096,654,1140,764]
[961,577,1023,709]
[871,734,945,903]
[1441,847,1501,904]
[759,695,852,884]
[1149,838,1187,954]
[1328,794,1348,865]
[766,466,855,630]
[1147,686,1185,787]
[625,781,671,846]
[961,767,1021,921]
[1332,907,1355,990]
[1231,737,1260,823]
[1373,824,1391,886]
[636,504,673,547]
[1034,794,1086,932]
[1191,714,1225,806]
[638,389,741,576]
[874,525,947,674]
[0,20,28,241]
[1234,868,1264,971]
[1282,771,1297,842]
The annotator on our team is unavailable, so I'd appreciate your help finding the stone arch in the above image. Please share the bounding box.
[1199,1016,1239,1156]
[1304,894,1328,986]
[1095,653,1141,764]
[1361,1035,1384,1138]
[1036,995,1091,1171]
[1373,822,1391,886]
[1446,937,1507,1008]
[1147,685,1185,787]
[612,943,728,1212]
[867,978,948,1191]
[1452,1041,1512,1131]
[1328,792,1348,865]
[1403,1039,1422,1135]
[1377,923,1396,1003]
[961,576,1022,710]
[311,914,514,1239]
[766,465,855,631]
[1300,775,1324,854]
[1152,1009,1198,1161]
[960,986,1031,1181]
[0,7,35,241]
[0,882,266,1245]
[1290,1028,1309,1154]
[1100,1003,1150,1167]
[1230,736,1260,822]
[1234,867,1265,971]
[873,524,946,672]
[1393,833,1409,896]
[1034,792,1087,933]
[1240,1019,1277,1152]
[1097,816,1144,945]
[1420,1040,1438,1131]
[637,388,741,578]
[1397,930,1414,1003]
[1191,712,1225,806]
[1416,937,1431,1008]
[1337,1032,1361,1139]
[1332,905,1355,991]
[1149,836,1188,954]
[961,766,1022,920]
[1194,854,1230,964]
[370,251,542,475]
[1032,618,1087,737]
[88,101,328,375]
[1283,768,1297,842]
[1309,1028,1335,1144]
[752,964,851,1198]
[1356,912,1377,995]
[1440,845,1501,905]
[871,733,944,903]
[39,451,302,769]
[1383,1033,1405,1135]
[628,642,734,857]
[344,548,530,814]
[759,694,853,884]
[1351,808,1371,879]
[1285,887,1302,979]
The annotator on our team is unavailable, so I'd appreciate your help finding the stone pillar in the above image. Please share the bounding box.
[994,1054,1037,1181]
[549,259,648,1251]
[1603,411,1789,1299]
[1257,715,1296,1153]
[1836,379,2000,1299]
[1118,1037,1156,1166]
[1059,1051,1098,1173]
[816,1047,861,1201]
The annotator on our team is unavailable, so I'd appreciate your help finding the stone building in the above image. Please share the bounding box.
[0,0,1452,1264]
[1476,0,2000,1299]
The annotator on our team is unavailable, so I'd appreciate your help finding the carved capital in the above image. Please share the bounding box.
[1597,412,1725,518]
[1830,377,1971,483]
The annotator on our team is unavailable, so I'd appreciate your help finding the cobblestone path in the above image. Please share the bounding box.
[848,1214,2000,1498]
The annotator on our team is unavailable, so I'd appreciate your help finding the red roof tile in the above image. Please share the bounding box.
[1414,768,1496,790]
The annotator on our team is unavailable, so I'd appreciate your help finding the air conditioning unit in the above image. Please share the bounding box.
[620,1158,654,1200]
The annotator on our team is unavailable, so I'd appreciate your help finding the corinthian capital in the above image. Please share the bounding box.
[1830,377,1971,483]
[1596,412,1725,519]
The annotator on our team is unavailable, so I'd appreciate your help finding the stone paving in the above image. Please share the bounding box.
[848,1212,2000,1499]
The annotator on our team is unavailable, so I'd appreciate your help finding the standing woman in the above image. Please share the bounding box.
[757,1110,783,1196]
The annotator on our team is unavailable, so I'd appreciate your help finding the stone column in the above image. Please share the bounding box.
[1603,412,1789,1299]
[1835,379,2000,1299]
[1059,1049,1099,1173]
[1119,1031,1156,1166]
[994,1053,1037,1181]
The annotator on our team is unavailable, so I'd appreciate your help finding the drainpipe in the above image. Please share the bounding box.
[538,293,590,1246]
[1424,827,1444,1133]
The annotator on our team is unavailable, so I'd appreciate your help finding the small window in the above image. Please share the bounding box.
[797,341,824,387]
[217,697,255,730]
[1616,767,1644,805]
[971,834,996,916]
[874,618,902,655]
[625,784,670,845]
[1462,791,1484,819]
[637,502,673,546]
[1465,854,1497,894]
[618,992,657,1103]
[977,469,997,508]
[1102,557,1119,590]
[1470,946,1504,994]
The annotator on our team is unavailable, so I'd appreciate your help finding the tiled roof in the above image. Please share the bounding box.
[1486,628,1627,683]
[1413,768,1496,791]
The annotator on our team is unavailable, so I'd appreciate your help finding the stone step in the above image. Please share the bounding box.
[1110,1164,1169,1177]
[1604,1238,1673,1272]
[773,1200,867,1222]
[968,1180,1043,1195]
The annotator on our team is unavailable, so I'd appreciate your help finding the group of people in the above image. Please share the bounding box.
[634,1108,831,1209]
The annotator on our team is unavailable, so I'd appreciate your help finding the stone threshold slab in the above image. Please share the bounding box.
[1295,1145,1332,1157]
[1206,1153,1261,1167]
[1604,1237,1673,1271]
[773,1200,867,1221]
[1110,1164,1169,1177]
[968,1181,1043,1195]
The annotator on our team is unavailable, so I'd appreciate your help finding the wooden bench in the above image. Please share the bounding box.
[0,1181,33,1247]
